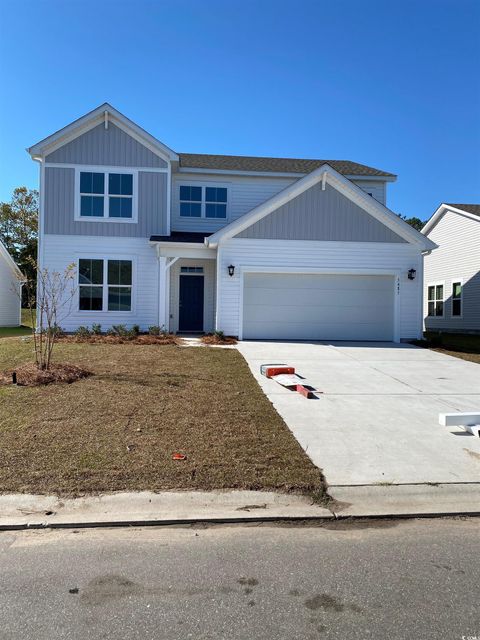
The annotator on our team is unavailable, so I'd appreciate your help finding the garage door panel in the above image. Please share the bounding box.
[244,302,392,325]
[244,287,391,308]
[242,273,394,341]
[245,273,392,292]
[244,320,393,341]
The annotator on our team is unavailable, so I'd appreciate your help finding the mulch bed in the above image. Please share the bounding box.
[201,334,238,345]
[0,362,91,387]
[57,334,180,345]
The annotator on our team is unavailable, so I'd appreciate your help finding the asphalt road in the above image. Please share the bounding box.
[0,518,478,640]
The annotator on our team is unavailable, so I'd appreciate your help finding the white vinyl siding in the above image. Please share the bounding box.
[352,180,386,205]
[41,235,160,332]
[0,253,21,327]
[424,211,480,331]
[216,238,423,340]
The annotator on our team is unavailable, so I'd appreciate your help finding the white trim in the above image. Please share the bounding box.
[237,266,401,343]
[45,162,168,173]
[177,166,397,182]
[450,278,463,319]
[76,255,136,315]
[205,164,436,251]
[155,245,216,260]
[426,280,445,319]
[74,167,138,224]
[422,204,480,235]
[28,103,178,162]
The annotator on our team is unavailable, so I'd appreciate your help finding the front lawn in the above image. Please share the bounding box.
[0,339,325,497]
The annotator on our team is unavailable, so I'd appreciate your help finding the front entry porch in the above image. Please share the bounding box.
[150,234,216,334]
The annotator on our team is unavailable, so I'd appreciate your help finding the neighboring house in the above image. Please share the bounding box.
[0,240,24,327]
[27,103,436,342]
[422,203,480,334]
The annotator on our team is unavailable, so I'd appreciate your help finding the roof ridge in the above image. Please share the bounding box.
[177,153,396,178]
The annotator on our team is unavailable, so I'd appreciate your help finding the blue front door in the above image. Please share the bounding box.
[179,275,204,331]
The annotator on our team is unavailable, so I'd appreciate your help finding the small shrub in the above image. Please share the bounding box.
[108,324,128,337]
[47,324,65,338]
[91,323,102,335]
[148,325,161,336]
[213,330,225,340]
[75,326,91,338]
[131,324,140,336]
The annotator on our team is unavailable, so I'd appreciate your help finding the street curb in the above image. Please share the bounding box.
[1,511,479,532]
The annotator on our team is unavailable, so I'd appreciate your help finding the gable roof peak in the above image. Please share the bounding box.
[27,103,179,162]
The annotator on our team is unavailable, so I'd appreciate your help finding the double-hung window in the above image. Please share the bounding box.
[79,170,135,220]
[179,185,228,219]
[79,259,133,312]
[452,281,462,317]
[427,283,444,317]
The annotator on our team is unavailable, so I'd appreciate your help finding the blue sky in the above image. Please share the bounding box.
[0,0,478,218]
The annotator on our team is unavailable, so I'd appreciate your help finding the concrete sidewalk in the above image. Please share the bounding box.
[0,491,333,529]
[0,484,479,531]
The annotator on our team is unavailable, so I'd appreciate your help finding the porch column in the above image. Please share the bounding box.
[158,255,168,329]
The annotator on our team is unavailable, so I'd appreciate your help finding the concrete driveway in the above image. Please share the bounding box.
[236,341,480,485]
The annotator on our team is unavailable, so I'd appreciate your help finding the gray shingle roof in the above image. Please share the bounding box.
[178,153,396,178]
[446,203,480,217]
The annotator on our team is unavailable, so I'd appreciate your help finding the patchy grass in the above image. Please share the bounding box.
[0,339,325,497]
[414,332,480,364]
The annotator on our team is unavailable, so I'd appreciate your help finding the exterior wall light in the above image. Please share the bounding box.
[407,268,416,280]
[228,264,235,277]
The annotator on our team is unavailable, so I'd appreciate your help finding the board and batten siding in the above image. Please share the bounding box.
[216,238,423,340]
[44,167,168,237]
[0,255,21,326]
[41,234,160,332]
[168,258,216,333]
[45,123,168,168]
[236,182,405,243]
[424,211,480,332]
[170,173,388,234]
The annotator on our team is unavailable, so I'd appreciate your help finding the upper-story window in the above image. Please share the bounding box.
[179,185,228,219]
[77,169,136,222]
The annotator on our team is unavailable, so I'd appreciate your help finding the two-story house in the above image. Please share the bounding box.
[28,103,436,341]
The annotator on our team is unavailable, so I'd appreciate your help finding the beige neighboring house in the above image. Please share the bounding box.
[0,240,25,327]
[422,203,480,333]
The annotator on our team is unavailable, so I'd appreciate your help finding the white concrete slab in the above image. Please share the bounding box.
[0,491,333,529]
[237,341,480,486]
[329,483,480,517]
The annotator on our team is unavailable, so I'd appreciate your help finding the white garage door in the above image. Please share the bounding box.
[242,273,395,341]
